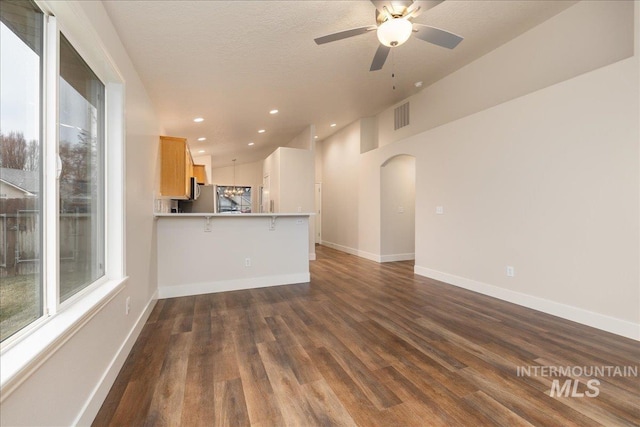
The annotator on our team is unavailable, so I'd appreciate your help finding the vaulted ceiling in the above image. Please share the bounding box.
[103,0,576,167]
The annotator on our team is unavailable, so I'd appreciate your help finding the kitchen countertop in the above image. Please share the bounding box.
[154,212,314,218]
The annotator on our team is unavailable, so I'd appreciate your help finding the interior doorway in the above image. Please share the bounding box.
[380,155,415,262]
[314,183,322,244]
[262,174,270,213]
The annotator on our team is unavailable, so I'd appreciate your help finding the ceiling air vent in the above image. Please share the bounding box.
[394,102,410,130]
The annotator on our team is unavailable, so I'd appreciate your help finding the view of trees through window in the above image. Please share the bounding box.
[58,34,105,302]
[1,1,106,341]
[0,1,44,341]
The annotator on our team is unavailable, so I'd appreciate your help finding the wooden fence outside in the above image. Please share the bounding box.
[0,199,90,277]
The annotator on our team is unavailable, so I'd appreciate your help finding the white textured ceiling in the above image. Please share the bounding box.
[102,0,575,167]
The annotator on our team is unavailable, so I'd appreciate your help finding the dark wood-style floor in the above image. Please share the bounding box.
[94,245,639,426]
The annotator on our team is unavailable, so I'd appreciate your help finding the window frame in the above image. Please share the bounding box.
[217,185,253,213]
[0,0,126,394]
[0,0,46,341]
[56,30,107,306]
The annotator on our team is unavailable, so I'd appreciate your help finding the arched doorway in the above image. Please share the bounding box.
[380,155,416,262]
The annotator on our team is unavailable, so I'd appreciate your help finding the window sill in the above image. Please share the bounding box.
[0,276,128,402]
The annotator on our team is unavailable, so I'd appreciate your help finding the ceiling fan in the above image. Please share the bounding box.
[314,0,463,71]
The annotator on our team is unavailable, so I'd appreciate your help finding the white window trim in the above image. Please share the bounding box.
[0,278,127,401]
[0,0,126,399]
[44,13,59,317]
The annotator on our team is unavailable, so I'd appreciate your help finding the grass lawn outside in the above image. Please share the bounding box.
[1,270,95,341]
[0,274,40,342]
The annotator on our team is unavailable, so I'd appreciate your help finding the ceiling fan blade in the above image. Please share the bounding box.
[419,1,446,12]
[370,44,391,71]
[413,23,463,49]
[404,1,424,18]
[370,1,412,16]
[314,26,377,45]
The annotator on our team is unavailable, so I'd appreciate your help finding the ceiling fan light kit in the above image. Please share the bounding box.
[314,0,463,71]
[377,18,413,47]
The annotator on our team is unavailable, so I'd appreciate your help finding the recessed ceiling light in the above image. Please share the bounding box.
[193,117,204,123]
[198,150,205,153]
[330,123,336,127]
[269,109,278,115]
[415,81,423,88]
[197,137,206,141]
[258,129,266,133]
[248,142,255,146]
[314,135,318,139]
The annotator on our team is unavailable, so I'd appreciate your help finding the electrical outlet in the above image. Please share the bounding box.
[245,258,251,267]
[506,266,515,277]
[204,221,212,232]
[125,296,131,315]
[436,206,444,215]
[397,206,404,213]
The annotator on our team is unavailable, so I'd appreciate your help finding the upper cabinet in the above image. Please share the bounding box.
[160,136,194,199]
[193,164,207,185]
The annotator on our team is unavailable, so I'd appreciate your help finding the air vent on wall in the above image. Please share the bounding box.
[394,102,410,130]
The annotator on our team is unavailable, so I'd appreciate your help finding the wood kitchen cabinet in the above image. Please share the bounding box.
[193,164,207,184]
[160,136,194,199]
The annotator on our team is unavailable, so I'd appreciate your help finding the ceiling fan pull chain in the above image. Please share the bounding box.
[392,50,396,90]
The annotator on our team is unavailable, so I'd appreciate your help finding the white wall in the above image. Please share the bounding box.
[286,125,317,251]
[279,148,314,214]
[287,125,315,151]
[378,0,635,147]
[320,0,639,338]
[263,147,315,258]
[360,117,378,154]
[380,155,415,261]
[262,149,280,213]
[411,57,638,336]
[263,147,314,213]
[315,140,323,183]
[193,154,212,184]
[0,1,161,425]
[321,121,363,256]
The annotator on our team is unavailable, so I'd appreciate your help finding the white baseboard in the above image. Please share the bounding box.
[414,266,640,341]
[75,290,158,426]
[158,273,311,299]
[321,241,381,262]
[380,253,415,263]
[309,253,316,261]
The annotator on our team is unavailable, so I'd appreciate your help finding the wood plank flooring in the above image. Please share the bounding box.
[93,245,640,426]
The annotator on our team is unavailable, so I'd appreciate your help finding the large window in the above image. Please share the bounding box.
[0,0,108,343]
[217,186,252,213]
[0,0,44,341]
[58,34,105,302]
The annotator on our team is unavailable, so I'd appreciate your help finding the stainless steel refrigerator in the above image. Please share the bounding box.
[190,184,217,213]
